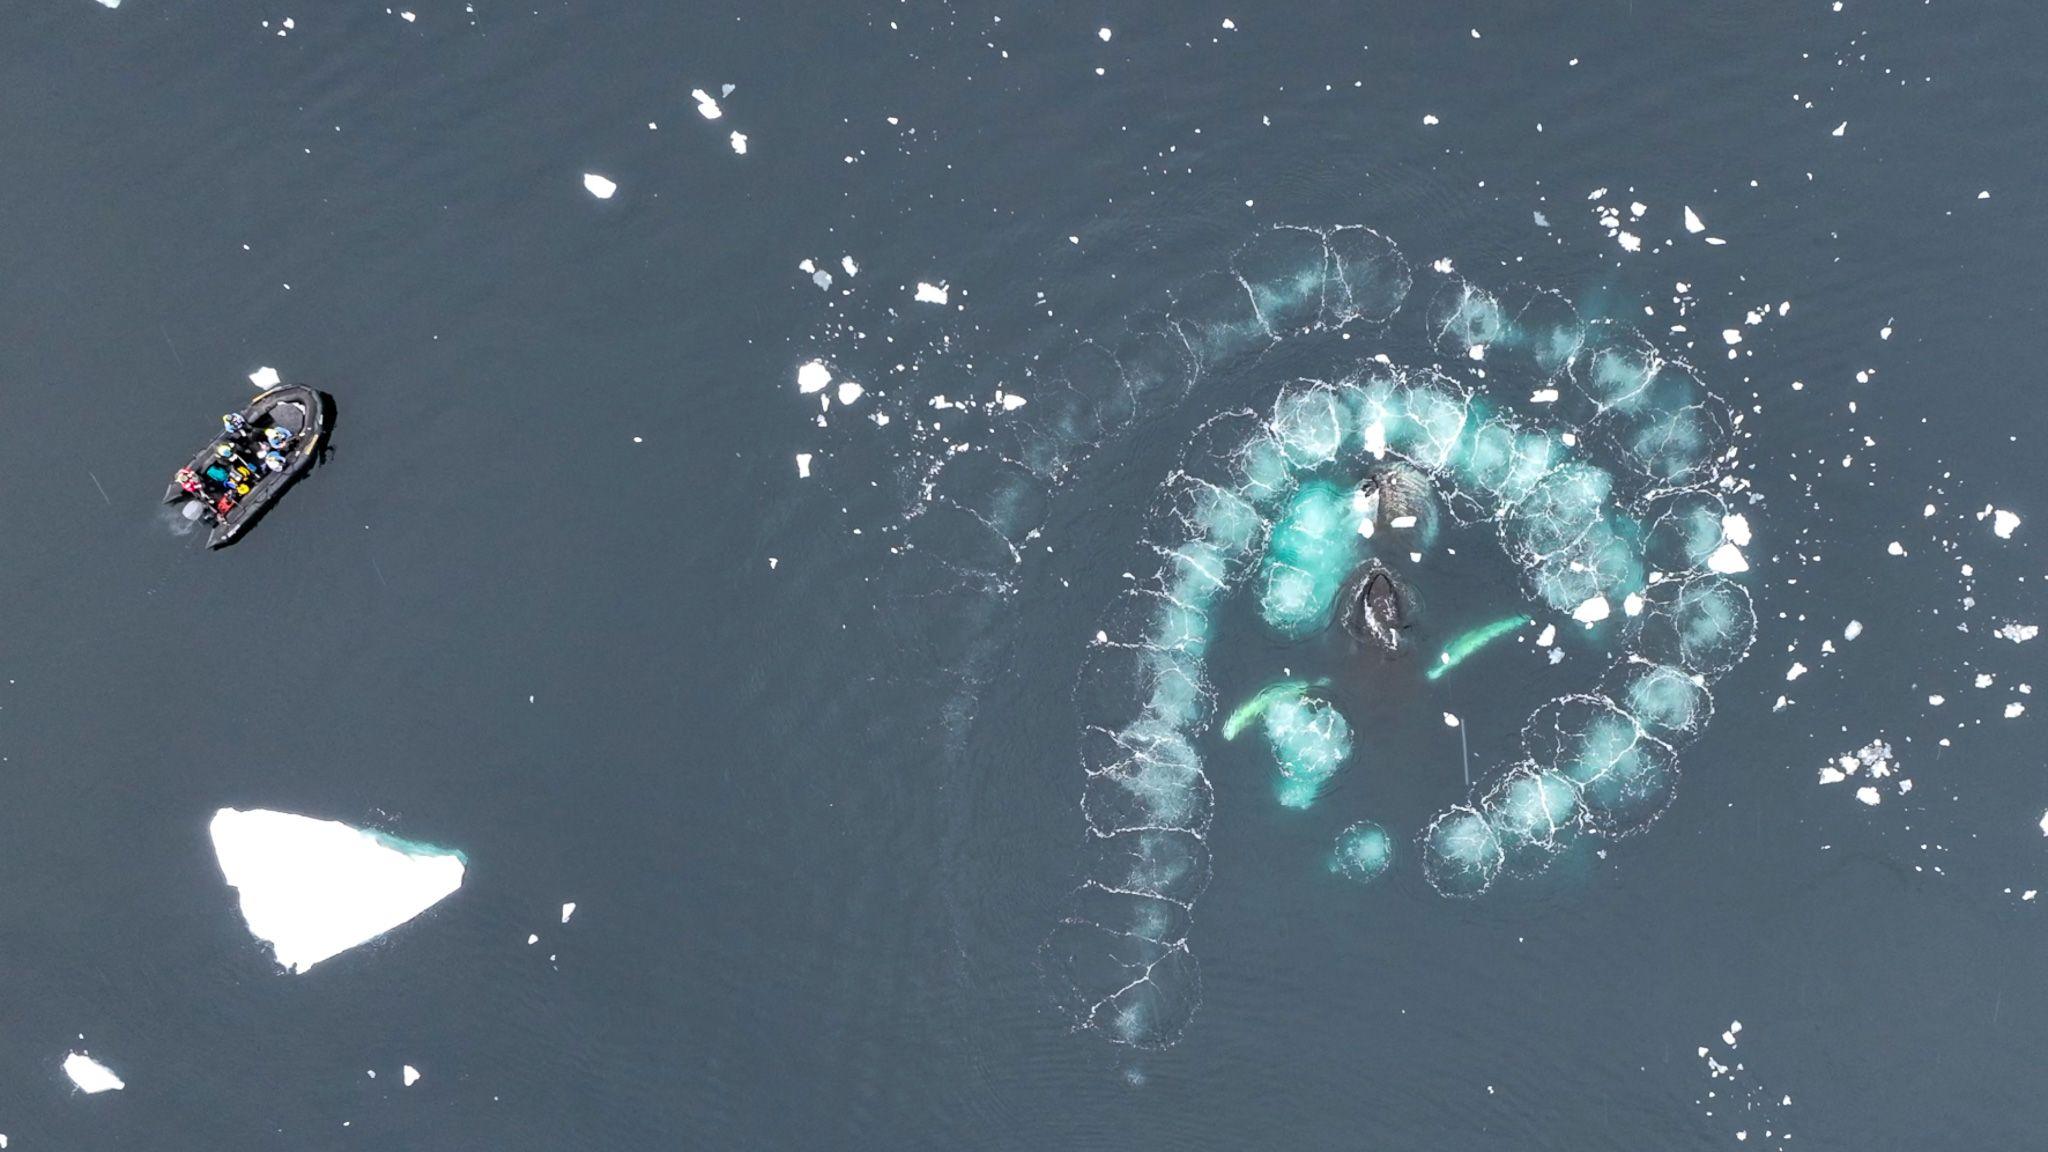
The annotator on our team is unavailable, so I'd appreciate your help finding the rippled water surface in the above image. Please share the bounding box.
[4,3,2046,1148]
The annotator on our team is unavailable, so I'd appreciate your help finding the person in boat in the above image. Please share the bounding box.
[261,447,288,474]
[214,442,258,487]
[222,412,248,437]
[263,424,293,451]
[176,467,206,498]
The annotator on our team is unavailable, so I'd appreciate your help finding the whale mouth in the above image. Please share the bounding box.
[1340,562,1409,652]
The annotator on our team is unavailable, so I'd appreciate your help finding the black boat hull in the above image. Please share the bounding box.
[164,384,329,548]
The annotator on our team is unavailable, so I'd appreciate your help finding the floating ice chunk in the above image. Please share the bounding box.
[95,0,120,7]
[836,381,864,406]
[1221,18,1235,29]
[582,173,617,199]
[796,361,831,394]
[1622,592,1644,617]
[209,808,466,974]
[795,453,813,479]
[2007,702,2026,719]
[1993,509,2021,539]
[1617,231,1641,252]
[811,270,832,290]
[402,1065,421,1086]
[400,10,416,21]
[1786,662,1808,681]
[1442,712,1460,728]
[1098,26,1112,41]
[1844,619,1864,640]
[1707,542,1749,574]
[729,131,748,154]
[840,255,859,277]
[1422,114,1440,126]
[1855,786,1881,806]
[248,366,282,389]
[1832,121,1847,137]
[1721,329,1743,346]
[1928,694,1945,706]
[1886,541,1906,556]
[1629,201,1647,218]
[1529,388,1559,403]
[1535,623,1556,647]
[1998,622,2038,643]
[63,1052,124,1093]
[1684,206,1706,233]
[1818,765,1845,784]
[2040,809,2048,836]
[1721,513,1751,547]
[914,281,950,305]
[1571,595,1610,624]
[691,89,723,119]
[527,933,539,944]
[560,902,576,924]
[999,393,1027,411]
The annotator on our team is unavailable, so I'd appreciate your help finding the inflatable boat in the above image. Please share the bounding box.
[163,384,329,548]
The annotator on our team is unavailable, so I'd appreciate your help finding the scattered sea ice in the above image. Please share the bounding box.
[64,1052,124,1094]
[836,381,865,406]
[796,361,831,394]
[914,281,950,305]
[209,808,466,974]
[582,173,617,199]
[691,89,723,120]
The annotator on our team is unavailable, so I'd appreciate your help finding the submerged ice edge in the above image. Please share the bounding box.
[1047,229,1756,1049]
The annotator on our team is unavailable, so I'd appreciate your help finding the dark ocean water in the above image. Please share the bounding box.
[4,2,2046,1149]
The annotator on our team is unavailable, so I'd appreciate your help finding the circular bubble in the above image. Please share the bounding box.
[1330,820,1395,884]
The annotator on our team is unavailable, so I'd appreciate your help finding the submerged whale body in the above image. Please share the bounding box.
[1340,562,1409,652]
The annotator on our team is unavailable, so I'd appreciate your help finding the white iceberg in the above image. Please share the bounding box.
[210,808,465,974]
[64,1052,124,1093]
[582,173,617,200]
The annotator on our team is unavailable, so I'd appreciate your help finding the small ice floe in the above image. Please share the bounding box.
[2006,702,2026,719]
[1222,17,1236,29]
[1978,506,2022,539]
[1721,329,1743,346]
[1622,592,1645,617]
[1855,786,1881,806]
[1786,662,1808,682]
[1844,619,1864,641]
[2039,809,2048,836]
[1571,595,1610,624]
[1430,257,1454,274]
[1529,388,1559,403]
[400,10,416,21]
[249,366,282,389]
[1532,210,1550,228]
[835,381,864,406]
[840,256,859,277]
[1422,114,1440,126]
[1616,231,1641,253]
[1443,712,1460,728]
[582,173,617,200]
[209,808,465,974]
[402,1065,421,1087]
[1097,26,1112,41]
[1684,206,1706,234]
[729,131,748,155]
[1886,541,1906,556]
[795,453,813,479]
[1998,622,2039,643]
[1535,623,1557,647]
[914,281,950,305]
[64,1052,124,1093]
[95,0,121,7]
[691,89,723,120]
[560,902,576,924]
[1707,543,1748,574]
[527,933,539,945]
[1831,121,1847,137]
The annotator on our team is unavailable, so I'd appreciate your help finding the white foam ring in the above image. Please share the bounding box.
[1044,232,1752,1049]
